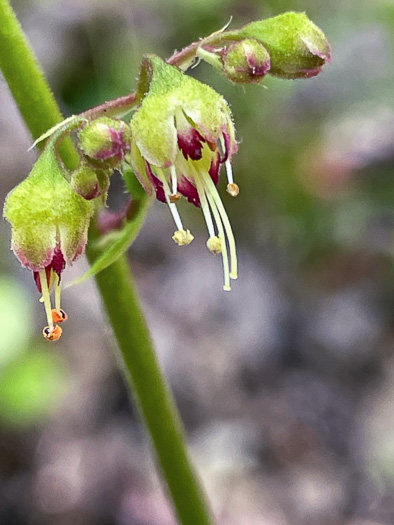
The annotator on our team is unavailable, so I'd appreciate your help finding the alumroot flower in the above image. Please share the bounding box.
[128,55,239,290]
[3,142,93,340]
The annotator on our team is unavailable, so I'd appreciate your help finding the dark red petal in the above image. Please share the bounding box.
[94,128,128,161]
[51,247,66,277]
[33,271,41,293]
[219,131,231,163]
[209,153,221,186]
[33,266,53,293]
[146,162,166,203]
[177,128,205,161]
[177,176,201,207]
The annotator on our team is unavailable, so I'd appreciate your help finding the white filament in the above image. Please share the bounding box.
[203,174,238,280]
[39,270,54,331]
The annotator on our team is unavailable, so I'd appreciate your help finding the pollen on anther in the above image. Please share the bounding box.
[170,193,181,203]
[43,325,63,341]
[226,183,239,197]
[172,229,194,246]
[52,308,68,323]
[207,236,222,254]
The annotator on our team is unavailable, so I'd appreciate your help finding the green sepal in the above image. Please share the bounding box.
[4,133,93,270]
[29,115,86,151]
[131,55,233,167]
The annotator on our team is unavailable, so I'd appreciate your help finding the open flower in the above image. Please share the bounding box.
[3,143,93,340]
[128,55,239,290]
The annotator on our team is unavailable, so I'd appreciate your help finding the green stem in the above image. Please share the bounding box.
[0,0,78,166]
[0,2,214,524]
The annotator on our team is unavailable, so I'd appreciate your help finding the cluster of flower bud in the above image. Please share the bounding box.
[71,117,132,202]
[197,11,331,84]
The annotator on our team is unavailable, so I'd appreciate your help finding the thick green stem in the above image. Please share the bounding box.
[0,0,78,165]
[0,2,214,524]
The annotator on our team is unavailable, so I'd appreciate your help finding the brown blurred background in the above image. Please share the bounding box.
[1,1,394,524]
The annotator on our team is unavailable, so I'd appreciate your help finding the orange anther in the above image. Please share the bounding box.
[52,308,68,323]
[43,325,63,341]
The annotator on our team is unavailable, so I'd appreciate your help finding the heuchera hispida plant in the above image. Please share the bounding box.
[3,12,330,341]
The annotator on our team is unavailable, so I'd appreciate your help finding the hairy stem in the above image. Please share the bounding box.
[0,0,78,166]
[0,1,214,524]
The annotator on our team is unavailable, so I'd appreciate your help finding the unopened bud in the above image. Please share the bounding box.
[239,12,331,79]
[71,164,100,200]
[78,117,132,167]
[222,39,270,84]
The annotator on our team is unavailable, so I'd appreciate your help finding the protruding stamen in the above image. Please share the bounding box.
[43,325,62,341]
[55,274,61,311]
[225,159,234,185]
[204,190,231,291]
[204,175,238,280]
[192,168,216,239]
[170,165,178,195]
[207,236,222,254]
[39,270,54,332]
[155,167,186,232]
[227,183,239,197]
[172,229,194,246]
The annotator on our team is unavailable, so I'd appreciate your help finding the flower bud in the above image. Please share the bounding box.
[78,117,132,167]
[71,163,100,200]
[222,39,271,84]
[239,12,331,79]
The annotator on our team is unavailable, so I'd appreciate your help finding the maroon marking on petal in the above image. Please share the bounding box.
[209,153,221,186]
[177,128,205,161]
[51,247,66,277]
[245,55,271,78]
[146,162,166,203]
[94,128,128,161]
[177,176,200,207]
[33,271,42,293]
[33,266,52,293]
[220,132,231,163]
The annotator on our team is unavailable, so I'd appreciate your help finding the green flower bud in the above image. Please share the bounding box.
[71,163,100,200]
[239,12,331,79]
[3,142,94,340]
[78,117,132,168]
[221,38,271,84]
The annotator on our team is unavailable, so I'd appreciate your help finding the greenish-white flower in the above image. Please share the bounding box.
[129,56,239,290]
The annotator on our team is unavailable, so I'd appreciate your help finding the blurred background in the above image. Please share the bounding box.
[1,0,394,524]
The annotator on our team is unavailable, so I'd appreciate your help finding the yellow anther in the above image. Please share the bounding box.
[170,193,181,203]
[226,183,239,197]
[207,236,222,254]
[172,229,194,246]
